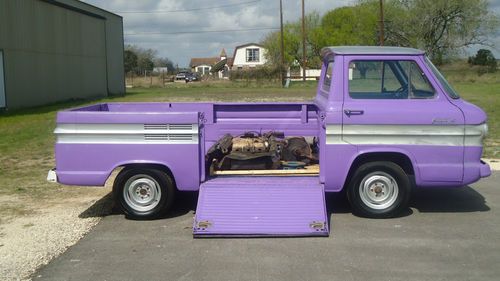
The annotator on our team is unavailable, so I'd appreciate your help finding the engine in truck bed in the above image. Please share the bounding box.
[206,131,318,172]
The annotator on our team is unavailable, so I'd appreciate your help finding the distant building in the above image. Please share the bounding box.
[230,43,268,70]
[189,49,233,78]
[153,67,169,74]
[0,0,125,109]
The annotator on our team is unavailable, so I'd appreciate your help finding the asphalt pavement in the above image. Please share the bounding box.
[34,172,500,281]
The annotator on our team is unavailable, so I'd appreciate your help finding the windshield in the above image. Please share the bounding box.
[425,57,460,99]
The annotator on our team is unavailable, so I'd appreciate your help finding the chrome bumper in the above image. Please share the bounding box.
[47,169,58,183]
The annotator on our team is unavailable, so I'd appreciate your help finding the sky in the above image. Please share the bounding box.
[82,0,500,67]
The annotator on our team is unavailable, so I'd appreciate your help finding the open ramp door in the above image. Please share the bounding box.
[193,177,329,237]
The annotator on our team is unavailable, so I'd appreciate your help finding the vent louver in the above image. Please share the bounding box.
[144,124,168,130]
[169,134,194,141]
[144,134,169,141]
[168,124,193,131]
[143,124,195,142]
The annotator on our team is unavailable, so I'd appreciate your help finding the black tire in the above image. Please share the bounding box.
[347,161,410,218]
[113,168,175,219]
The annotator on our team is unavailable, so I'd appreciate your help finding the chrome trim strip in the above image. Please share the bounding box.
[326,124,486,146]
[55,123,199,144]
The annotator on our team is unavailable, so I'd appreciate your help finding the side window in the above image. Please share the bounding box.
[409,62,435,98]
[349,60,435,99]
[322,61,334,92]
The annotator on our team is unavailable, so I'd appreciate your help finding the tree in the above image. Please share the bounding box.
[384,0,499,64]
[262,4,384,69]
[309,4,378,48]
[124,45,175,75]
[262,0,499,68]
[262,12,322,69]
[124,50,138,73]
[469,49,497,73]
[154,57,174,74]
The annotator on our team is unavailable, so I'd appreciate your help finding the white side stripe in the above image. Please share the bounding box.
[326,124,487,146]
[55,123,199,144]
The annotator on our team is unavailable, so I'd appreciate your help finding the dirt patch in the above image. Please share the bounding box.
[0,188,112,281]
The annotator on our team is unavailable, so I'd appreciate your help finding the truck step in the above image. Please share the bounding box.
[193,177,329,237]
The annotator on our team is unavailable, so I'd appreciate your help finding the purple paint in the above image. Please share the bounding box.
[49,46,491,236]
[194,177,328,237]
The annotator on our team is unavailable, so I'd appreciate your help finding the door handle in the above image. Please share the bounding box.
[344,109,364,116]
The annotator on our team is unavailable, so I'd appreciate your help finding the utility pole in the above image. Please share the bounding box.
[301,0,306,82]
[379,0,385,46]
[280,0,285,86]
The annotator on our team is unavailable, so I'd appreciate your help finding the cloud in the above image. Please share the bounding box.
[83,0,500,66]
[82,0,353,67]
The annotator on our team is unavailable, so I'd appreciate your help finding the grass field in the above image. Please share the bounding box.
[0,76,498,221]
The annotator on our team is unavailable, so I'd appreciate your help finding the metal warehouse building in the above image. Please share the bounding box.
[0,0,125,109]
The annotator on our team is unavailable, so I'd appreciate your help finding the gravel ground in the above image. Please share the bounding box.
[0,192,111,281]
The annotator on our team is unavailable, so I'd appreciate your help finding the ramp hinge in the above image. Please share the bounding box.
[195,220,212,230]
[309,221,326,231]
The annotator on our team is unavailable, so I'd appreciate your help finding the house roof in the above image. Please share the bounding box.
[190,57,234,68]
[191,48,235,68]
[321,46,425,58]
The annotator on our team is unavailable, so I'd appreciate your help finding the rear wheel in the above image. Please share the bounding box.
[347,161,410,218]
[113,168,175,219]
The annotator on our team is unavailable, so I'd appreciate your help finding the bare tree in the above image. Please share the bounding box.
[385,0,499,64]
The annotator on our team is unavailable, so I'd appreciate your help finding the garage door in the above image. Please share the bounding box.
[0,50,5,108]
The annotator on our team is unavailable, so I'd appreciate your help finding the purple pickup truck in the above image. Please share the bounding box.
[48,46,491,237]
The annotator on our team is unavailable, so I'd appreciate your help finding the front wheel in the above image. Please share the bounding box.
[347,161,410,218]
[113,168,175,219]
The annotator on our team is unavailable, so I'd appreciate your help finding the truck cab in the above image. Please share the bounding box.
[49,46,490,237]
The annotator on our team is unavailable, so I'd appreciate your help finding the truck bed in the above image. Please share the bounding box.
[55,102,321,190]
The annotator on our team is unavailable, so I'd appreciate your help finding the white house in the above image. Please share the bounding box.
[230,43,267,70]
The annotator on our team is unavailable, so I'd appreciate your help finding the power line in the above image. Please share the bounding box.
[116,0,261,14]
[125,27,279,36]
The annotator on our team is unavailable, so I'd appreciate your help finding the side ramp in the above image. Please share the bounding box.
[193,177,329,237]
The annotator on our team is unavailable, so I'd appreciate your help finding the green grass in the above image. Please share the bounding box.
[0,77,498,220]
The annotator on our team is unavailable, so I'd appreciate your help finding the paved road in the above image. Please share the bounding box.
[35,173,500,281]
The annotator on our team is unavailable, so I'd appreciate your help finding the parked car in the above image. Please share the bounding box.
[185,72,200,83]
[48,46,491,237]
[175,71,188,81]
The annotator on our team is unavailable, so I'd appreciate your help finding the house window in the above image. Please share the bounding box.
[246,48,260,62]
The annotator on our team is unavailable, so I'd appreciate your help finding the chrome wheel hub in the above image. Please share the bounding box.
[359,172,398,210]
[123,175,162,212]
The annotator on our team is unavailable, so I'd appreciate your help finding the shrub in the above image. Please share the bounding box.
[229,65,284,82]
[469,49,497,73]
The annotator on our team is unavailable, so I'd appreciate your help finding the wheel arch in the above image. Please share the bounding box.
[106,161,177,191]
[343,150,418,191]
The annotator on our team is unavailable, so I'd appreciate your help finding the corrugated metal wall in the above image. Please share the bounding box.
[0,0,124,109]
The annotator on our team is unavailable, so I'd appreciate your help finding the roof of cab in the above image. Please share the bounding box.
[321,46,425,59]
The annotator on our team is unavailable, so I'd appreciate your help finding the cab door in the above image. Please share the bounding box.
[341,56,464,183]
